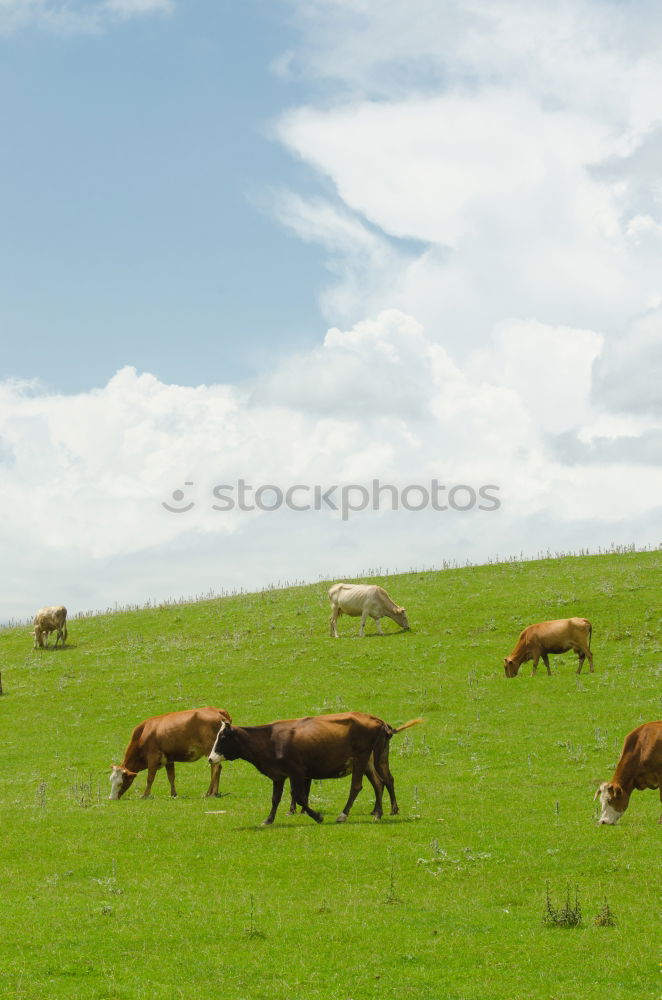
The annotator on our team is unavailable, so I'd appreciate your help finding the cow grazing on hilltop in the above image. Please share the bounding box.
[33,606,68,649]
[209,712,423,824]
[503,618,593,677]
[329,583,409,638]
[595,721,662,825]
[110,706,232,800]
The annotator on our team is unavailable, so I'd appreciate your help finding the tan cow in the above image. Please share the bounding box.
[33,605,68,649]
[329,583,409,638]
[503,618,593,677]
[595,721,662,824]
[110,706,232,799]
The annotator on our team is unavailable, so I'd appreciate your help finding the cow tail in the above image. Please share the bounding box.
[393,717,424,735]
[588,622,592,648]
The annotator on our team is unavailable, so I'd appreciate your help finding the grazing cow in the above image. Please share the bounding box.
[595,721,662,825]
[329,583,409,638]
[33,605,68,649]
[109,706,232,800]
[503,618,593,677]
[208,711,423,825]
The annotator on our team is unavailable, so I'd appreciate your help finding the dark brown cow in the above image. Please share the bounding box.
[33,605,68,649]
[503,617,593,677]
[208,711,422,825]
[595,721,662,824]
[110,706,232,800]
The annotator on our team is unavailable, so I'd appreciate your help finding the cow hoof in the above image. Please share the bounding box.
[314,813,324,824]
[336,813,347,823]
[262,818,274,826]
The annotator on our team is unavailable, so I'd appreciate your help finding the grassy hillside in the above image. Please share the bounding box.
[1,550,660,1000]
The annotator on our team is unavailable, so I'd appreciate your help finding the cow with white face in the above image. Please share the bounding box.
[595,721,662,825]
[110,706,232,800]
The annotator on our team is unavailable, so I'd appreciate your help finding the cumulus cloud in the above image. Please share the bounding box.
[3,0,662,618]
[273,1,662,352]
[2,310,661,620]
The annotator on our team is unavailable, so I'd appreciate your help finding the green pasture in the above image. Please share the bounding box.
[1,550,661,999]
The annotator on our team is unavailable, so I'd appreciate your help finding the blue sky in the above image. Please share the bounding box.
[1,0,661,619]
[1,0,327,390]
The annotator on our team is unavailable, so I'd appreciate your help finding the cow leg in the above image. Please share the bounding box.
[337,757,369,822]
[291,776,323,824]
[374,616,384,636]
[365,762,385,819]
[288,777,310,814]
[142,761,160,799]
[541,653,551,676]
[585,647,594,673]
[577,651,585,674]
[263,777,286,825]
[165,762,177,797]
[374,760,398,816]
[206,761,222,797]
[531,655,540,676]
[330,608,340,638]
[359,611,368,637]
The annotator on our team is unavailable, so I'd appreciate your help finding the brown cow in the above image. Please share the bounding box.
[329,583,409,637]
[208,711,422,824]
[33,605,68,649]
[595,721,662,824]
[110,706,232,800]
[503,617,593,677]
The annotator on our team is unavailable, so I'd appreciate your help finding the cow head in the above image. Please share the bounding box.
[594,781,628,824]
[504,656,519,678]
[208,721,238,764]
[109,764,138,800]
[394,607,410,630]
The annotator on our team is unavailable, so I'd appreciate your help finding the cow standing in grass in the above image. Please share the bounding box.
[33,606,68,649]
[110,706,232,799]
[328,583,409,638]
[503,618,593,677]
[209,711,423,824]
[595,721,662,824]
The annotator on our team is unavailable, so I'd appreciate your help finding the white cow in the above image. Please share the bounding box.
[329,583,409,638]
[33,605,68,649]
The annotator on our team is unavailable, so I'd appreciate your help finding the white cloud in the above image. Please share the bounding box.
[273,2,662,348]
[2,310,661,620]
[3,0,662,619]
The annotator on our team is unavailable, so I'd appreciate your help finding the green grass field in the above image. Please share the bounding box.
[1,550,661,1000]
